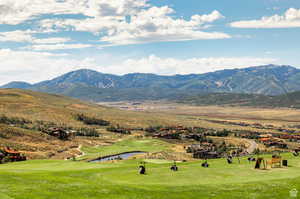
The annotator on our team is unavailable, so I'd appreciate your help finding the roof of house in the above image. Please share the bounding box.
[3,148,20,154]
[259,137,271,142]
[259,134,273,138]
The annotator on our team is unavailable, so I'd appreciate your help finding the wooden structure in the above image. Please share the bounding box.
[267,155,282,168]
[255,155,283,169]
[259,138,287,149]
[255,158,267,169]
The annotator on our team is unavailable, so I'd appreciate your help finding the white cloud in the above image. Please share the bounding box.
[0,30,81,51]
[0,30,71,44]
[0,50,278,85]
[0,0,148,25]
[41,8,229,46]
[101,55,278,75]
[230,8,300,28]
[99,9,230,45]
[38,17,122,33]
[38,7,229,46]
[26,43,92,51]
[33,37,72,44]
[0,30,34,42]
[0,1,229,46]
[0,49,97,84]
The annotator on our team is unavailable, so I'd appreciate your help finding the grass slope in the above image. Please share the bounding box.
[0,154,300,199]
[0,89,206,159]
[0,124,81,159]
[0,88,195,128]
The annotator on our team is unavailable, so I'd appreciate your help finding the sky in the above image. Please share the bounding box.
[0,0,300,85]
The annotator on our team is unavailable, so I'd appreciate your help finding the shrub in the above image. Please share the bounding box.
[145,126,163,133]
[0,115,31,125]
[107,126,131,134]
[75,114,110,126]
[75,127,100,137]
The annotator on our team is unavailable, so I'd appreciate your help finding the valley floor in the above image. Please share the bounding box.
[98,101,300,124]
[99,101,300,134]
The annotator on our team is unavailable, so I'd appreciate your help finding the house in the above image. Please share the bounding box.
[259,137,271,142]
[193,150,220,159]
[260,138,288,149]
[43,127,74,140]
[259,134,273,138]
[186,143,219,159]
[0,147,26,162]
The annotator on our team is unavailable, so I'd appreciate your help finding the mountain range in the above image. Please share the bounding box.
[2,64,300,102]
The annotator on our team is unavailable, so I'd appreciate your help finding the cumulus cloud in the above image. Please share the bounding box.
[26,43,93,51]
[0,30,71,44]
[0,30,34,42]
[40,8,229,46]
[0,49,278,85]
[0,49,97,84]
[0,0,229,47]
[0,0,148,25]
[230,8,300,28]
[99,9,230,45]
[0,30,91,51]
[101,55,278,75]
[33,37,72,44]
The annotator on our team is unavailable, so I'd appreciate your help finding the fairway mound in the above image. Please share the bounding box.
[145,151,192,161]
[143,159,174,164]
[90,151,147,162]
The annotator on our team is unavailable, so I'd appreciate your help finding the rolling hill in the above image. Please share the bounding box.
[1,81,32,89]
[0,89,191,129]
[0,89,192,159]
[2,64,300,101]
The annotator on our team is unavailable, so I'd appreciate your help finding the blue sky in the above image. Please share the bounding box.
[0,0,300,84]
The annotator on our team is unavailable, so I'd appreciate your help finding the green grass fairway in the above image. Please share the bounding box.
[80,138,172,160]
[1,154,300,199]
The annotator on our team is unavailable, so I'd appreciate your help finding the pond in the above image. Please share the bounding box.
[90,151,146,163]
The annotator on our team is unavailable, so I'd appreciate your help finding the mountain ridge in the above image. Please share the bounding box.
[1,81,32,89]
[2,64,300,101]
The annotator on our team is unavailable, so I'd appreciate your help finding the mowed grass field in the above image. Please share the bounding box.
[1,154,300,199]
[79,138,172,160]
